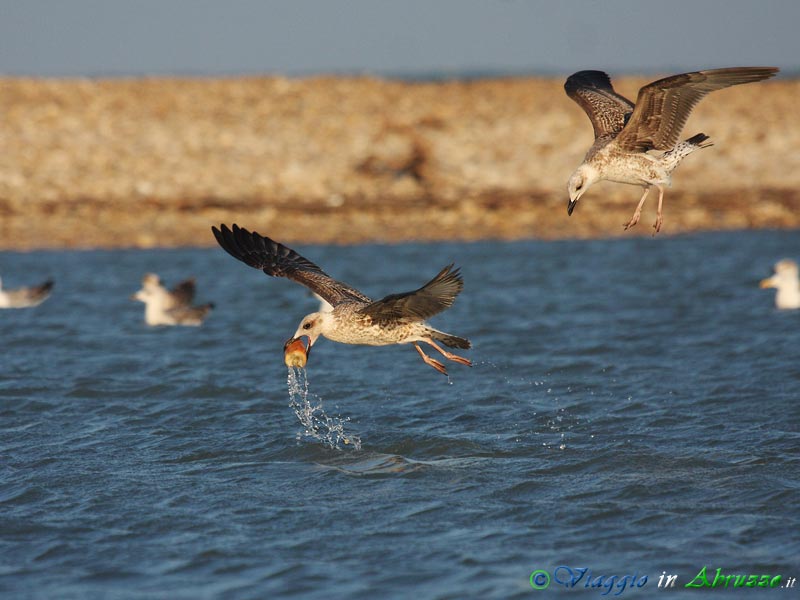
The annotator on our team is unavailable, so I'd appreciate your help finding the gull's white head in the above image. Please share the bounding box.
[132,273,166,302]
[567,164,599,216]
[132,284,163,305]
[130,277,174,325]
[141,273,164,289]
[291,311,333,348]
[131,275,170,311]
[759,259,800,309]
[774,259,799,278]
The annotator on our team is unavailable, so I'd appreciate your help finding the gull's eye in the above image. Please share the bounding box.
[576,183,583,190]
[303,322,312,330]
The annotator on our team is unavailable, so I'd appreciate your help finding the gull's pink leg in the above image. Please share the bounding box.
[624,186,650,230]
[414,342,448,375]
[652,185,665,234]
[423,339,472,367]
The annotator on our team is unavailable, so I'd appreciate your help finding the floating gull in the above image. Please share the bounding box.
[212,224,471,376]
[131,273,213,326]
[0,276,53,309]
[760,259,800,310]
[565,67,778,233]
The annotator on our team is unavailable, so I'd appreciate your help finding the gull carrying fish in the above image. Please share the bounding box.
[212,224,471,376]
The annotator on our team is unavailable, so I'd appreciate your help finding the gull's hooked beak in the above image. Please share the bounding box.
[759,277,775,289]
[283,335,311,367]
[567,199,578,216]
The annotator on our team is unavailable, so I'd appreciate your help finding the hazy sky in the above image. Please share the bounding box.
[1,0,797,77]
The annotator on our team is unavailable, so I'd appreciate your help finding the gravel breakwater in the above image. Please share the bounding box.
[1,75,797,249]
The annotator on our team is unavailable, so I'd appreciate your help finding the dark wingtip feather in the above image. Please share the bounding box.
[213,223,257,267]
[431,263,464,295]
[438,263,462,285]
[565,70,614,93]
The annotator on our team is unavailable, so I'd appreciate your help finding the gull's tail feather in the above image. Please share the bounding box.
[685,133,713,149]
[431,330,471,349]
[663,133,712,171]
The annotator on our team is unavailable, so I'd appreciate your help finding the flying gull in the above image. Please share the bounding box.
[565,67,778,233]
[131,273,214,326]
[0,276,53,309]
[760,259,800,310]
[212,224,471,376]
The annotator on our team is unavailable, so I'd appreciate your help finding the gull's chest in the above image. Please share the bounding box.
[595,148,665,185]
[327,310,417,346]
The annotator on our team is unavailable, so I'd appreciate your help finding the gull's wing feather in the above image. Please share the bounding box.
[616,66,778,152]
[167,302,214,324]
[212,224,371,306]
[3,280,54,308]
[169,278,196,307]
[359,264,463,323]
[564,70,635,139]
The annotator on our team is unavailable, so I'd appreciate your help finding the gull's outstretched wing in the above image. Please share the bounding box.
[169,279,196,307]
[616,66,778,152]
[565,70,635,139]
[359,264,463,323]
[168,302,214,324]
[212,224,372,306]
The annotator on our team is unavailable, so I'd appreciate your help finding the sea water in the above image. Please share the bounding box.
[1,230,798,598]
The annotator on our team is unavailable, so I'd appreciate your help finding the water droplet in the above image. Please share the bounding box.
[286,367,361,451]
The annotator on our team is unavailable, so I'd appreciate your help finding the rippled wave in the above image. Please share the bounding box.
[1,232,798,598]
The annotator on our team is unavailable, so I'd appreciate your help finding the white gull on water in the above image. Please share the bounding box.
[131,273,214,326]
[564,67,778,233]
[212,224,471,376]
[760,259,800,310]
[0,276,53,309]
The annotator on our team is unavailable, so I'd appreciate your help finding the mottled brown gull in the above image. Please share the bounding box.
[0,276,53,309]
[131,273,214,326]
[212,224,471,376]
[565,67,778,233]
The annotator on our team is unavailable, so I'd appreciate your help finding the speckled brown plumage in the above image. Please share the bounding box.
[213,224,471,375]
[565,67,779,233]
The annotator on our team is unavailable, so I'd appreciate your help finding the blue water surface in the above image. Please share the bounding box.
[1,230,799,598]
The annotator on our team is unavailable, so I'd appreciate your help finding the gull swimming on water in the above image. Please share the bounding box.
[212,224,471,376]
[759,259,800,310]
[131,273,214,326]
[0,276,53,309]
[565,67,778,233]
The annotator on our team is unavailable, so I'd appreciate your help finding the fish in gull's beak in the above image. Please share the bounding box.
[283,335,311,368]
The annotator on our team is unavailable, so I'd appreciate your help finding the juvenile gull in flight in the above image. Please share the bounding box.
[759,259,800,310]
[131,273,214,326]
[565,67,778,233]
[0,276,53,309]
[212,224,471,376]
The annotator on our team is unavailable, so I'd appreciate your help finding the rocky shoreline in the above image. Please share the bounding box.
[1,75,798,249]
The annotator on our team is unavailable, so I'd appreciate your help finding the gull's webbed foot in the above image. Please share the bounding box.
[623,211,641,230]
[652,215,663,235]
[414,343,449,376]
[443,352,472,367]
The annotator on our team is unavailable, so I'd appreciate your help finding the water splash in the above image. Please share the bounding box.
[286,367,362,451]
